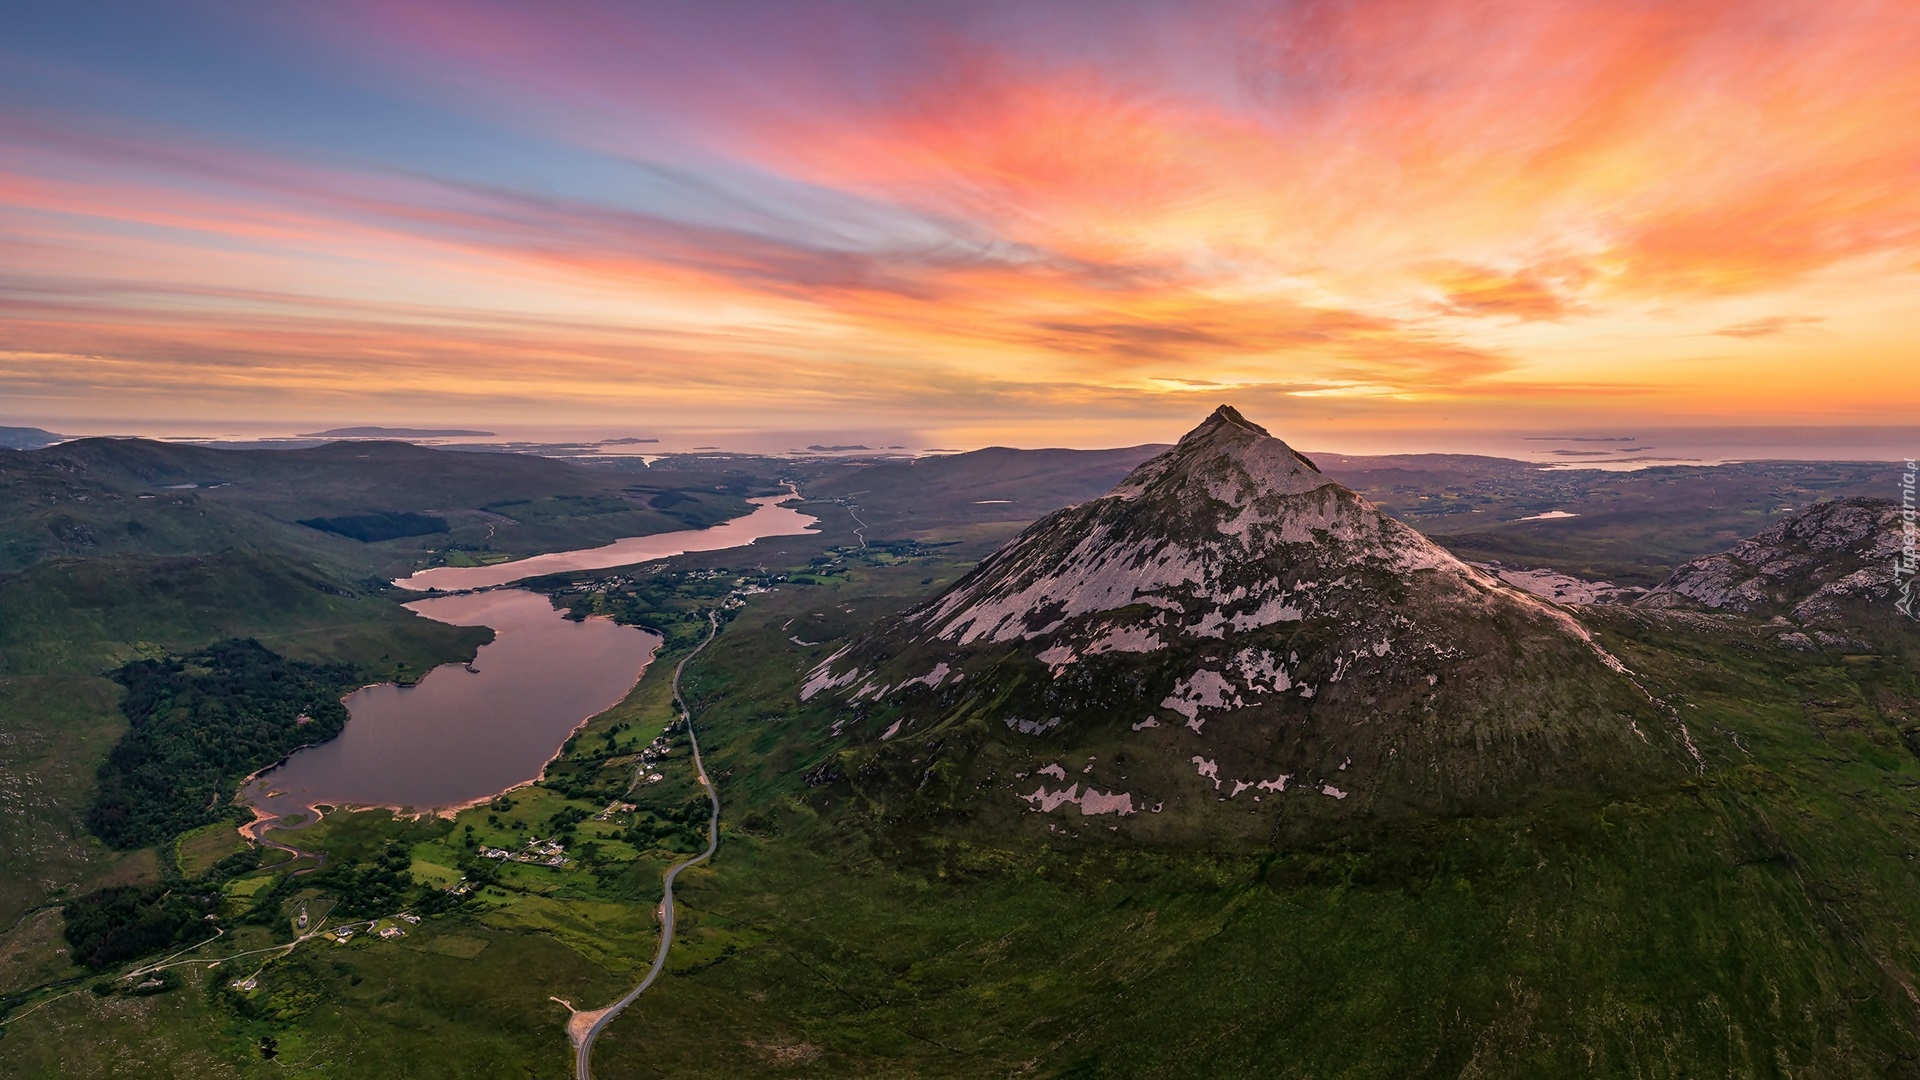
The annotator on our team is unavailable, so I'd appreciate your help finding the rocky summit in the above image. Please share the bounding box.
[802,406,1685,837]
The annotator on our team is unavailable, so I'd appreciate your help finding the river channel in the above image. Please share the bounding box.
[240,494,819,818]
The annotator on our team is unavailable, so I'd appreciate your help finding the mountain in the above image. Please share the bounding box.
[802,407,1680,836]
[0,425,62,450]
[1639,496,1910,649]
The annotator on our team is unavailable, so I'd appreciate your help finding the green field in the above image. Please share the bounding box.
[175,825,250,879]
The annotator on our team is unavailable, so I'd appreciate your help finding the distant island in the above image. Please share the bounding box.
[806,444,872,452]
[598,437,660,445]
[298,426,497,438]
[0,426,63,450]
[1524,436,1638,442]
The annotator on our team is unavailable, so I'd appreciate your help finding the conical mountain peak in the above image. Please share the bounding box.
[800,405,1667,831]
[899,406,1472,649]
[1193,403,1270,438]
[1113,404,1325,502]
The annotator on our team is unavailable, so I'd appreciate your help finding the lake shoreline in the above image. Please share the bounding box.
[241,624,665,835]
[236,496,817,833]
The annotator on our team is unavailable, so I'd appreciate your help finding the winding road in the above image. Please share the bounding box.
[573,611,724,1080]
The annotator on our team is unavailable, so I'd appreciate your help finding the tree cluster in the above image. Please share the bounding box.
[87,639,354,849]
[62,884,220,970]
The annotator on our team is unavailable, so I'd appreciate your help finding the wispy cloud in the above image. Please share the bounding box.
[1,0,1916,432]
[1710,316,1825,339]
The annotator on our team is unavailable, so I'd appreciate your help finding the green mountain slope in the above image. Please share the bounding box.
[556,546,1920,1078]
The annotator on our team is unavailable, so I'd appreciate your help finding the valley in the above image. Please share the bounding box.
[0,421,1913,1078]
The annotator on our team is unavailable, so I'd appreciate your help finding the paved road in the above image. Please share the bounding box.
[575,611,724,1080]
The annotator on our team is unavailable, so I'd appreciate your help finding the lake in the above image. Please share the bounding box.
[396,492,820,591]
[240,590,659,816]
[241,496,820,817]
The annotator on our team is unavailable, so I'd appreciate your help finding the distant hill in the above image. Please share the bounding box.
[0,425,62,450]
[298,511,450,542]
[298,426,496,438]
[805,443,1167,541]
[0,437,764,576]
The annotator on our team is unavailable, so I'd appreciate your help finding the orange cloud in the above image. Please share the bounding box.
[3,0,1918,434]
[1711,316,1824,339]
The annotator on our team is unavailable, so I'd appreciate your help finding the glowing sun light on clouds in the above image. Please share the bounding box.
[0,0,1916,443]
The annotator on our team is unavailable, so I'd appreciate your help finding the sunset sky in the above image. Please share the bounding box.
[2,1,1917,449]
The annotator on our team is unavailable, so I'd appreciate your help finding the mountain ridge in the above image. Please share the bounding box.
[1638,496,1910,650]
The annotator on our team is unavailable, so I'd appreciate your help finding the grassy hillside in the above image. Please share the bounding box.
[2,439,772,579]
[5,525,1916,1077]
[590,563,1920,1077]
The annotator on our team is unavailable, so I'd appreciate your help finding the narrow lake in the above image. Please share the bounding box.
[241,495,820,817]
[396,492,819,592]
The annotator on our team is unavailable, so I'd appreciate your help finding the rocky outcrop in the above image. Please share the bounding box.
[1639,498,1907,647]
